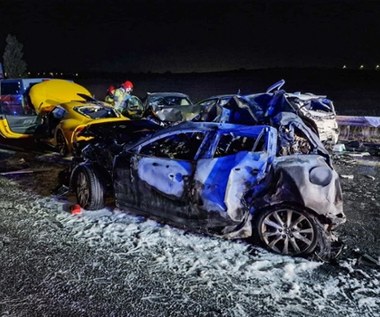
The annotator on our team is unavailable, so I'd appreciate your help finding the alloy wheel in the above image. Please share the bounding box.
[259,208,317,255]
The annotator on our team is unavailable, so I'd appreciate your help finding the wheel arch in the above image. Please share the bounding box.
[251,202,333,227]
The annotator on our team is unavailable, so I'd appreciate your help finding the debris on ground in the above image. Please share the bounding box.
[353,250,380,268]
[332,143,346,152]
[70,204,82,215]
[0,168,54,176]
[340,174,354,179]
[347,152,371,158]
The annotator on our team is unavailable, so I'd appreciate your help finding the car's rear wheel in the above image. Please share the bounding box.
[75,165,105,210]
[56,130,69,156]
[252,205,319,256]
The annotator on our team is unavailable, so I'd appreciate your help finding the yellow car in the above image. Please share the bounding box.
[0,79,129,155]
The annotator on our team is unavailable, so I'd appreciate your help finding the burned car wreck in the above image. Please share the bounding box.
[70,117,345,259]
[246,79,340,144]
[193,79,339,145]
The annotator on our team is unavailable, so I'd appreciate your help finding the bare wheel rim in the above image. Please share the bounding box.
[76,171,90,207]
[260,208,315,255]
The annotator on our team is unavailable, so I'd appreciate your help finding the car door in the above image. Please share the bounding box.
[0,80,39,138]
[113,129,207,222]
[193,127,275,229]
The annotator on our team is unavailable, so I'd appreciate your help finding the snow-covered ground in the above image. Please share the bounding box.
[0,159,379,317]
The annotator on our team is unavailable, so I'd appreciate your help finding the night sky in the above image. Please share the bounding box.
[1,0,380,73]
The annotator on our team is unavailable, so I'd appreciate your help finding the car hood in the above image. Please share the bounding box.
[29,79,93,113]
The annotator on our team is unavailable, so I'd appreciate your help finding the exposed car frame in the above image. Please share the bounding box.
[246,79,340,144]
[193,80,340,145]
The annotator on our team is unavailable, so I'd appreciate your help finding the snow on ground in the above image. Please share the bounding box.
[0,176,379,317]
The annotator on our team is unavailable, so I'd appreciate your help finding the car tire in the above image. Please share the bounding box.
[252,205,319,256]
[75,165,105,210]
[56,130,69,156]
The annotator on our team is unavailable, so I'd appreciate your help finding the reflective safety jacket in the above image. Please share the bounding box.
[113,87,128,109]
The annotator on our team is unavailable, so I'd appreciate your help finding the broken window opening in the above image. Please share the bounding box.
[214,133,263,158]
[278,126,312,156]
[139,131,205,160]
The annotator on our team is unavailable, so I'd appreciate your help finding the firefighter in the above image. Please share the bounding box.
[117,94,144,119]
[104,85,116,105]
[114,80,134,110]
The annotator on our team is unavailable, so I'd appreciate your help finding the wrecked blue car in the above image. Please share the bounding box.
[70,119,345,259]
[194,80,339,144]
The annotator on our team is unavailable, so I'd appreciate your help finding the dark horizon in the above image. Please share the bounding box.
[1,0,380,74]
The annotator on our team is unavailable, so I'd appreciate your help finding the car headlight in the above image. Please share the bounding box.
[309,166,333,186]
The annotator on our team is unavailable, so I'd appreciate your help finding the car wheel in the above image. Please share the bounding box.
[253,206,318,256]
[56,131,69,156]
[75,165,105,210]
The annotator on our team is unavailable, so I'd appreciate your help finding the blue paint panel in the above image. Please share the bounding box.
[195,151,263,212]
[201,156,235,210]
[138,157,193,198]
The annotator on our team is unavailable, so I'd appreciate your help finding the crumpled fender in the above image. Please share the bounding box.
[260,154,345,227]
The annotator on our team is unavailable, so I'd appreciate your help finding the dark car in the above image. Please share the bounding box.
[142,92,197,123]
[70,120,345,259]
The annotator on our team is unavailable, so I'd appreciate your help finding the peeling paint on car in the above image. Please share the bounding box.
[137,157,193,198]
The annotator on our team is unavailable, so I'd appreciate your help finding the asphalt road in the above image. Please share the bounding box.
[0,147,379,317]
[1,145,379,261]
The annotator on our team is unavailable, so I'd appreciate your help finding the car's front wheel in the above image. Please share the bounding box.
[74,165,105,210]
[252,205,319,256]
[56,130,69,156]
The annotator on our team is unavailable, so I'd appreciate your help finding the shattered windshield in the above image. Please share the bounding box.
[75,105,118,119]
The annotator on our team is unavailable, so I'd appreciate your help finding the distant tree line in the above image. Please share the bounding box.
[1,34,27,78]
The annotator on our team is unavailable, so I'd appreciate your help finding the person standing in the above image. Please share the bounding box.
[114,80,134,111]
[104,85,116,105]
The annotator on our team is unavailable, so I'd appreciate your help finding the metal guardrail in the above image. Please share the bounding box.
[336,115,380,143]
